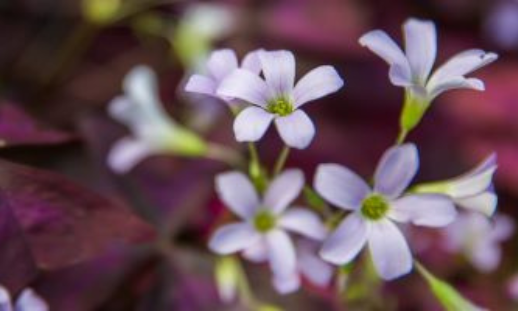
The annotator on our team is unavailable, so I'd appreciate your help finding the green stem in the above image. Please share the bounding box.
[206,143,245,168]
[273,146,290,176]
[396,128,408,145]
[234,259,257,308]
[248,143,261,170]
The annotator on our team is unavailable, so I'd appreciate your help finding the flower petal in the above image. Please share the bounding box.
[15,289,48,311]
[389,194,457,227]
[0,286,12,311]
[320,213,367,265]
[184,74,217,96]
[279,207,326,240]
[242,240,268,263]
[293,66,344,108]
[299,241,334,287]
[368,219,413,280]
[272,273,301,295]
[233,106,274,142]
[266,229,297,279]
[374,143,419,199]
[217,69,271,107]
[123,65,159,109]
[403,18,437,83]
[264,169,304,214]
[314,164,370,210]
[108,138,154,173]
[241,49,263,75]
[446,160,497,198]
[258,50,296,97]
[215,171,260,219]
[209,223,260,254]
[359,30,412,86]
[206,49,239,82]
[429,76,485,99]
[455,192,497,217]
[275,110,315,149]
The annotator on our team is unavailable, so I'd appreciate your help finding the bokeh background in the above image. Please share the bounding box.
[0,0,517,310]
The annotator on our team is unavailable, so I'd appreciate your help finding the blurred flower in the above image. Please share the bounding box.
[443,212,514,272]
[507,273,518,301]
[413,153,498,216]
[484,0,518,51]
[360,18,497,133]
[217,50,344,149]
[108,66,207,173]
[0,286,48,311]
[315,144,456,280]
[209,169,327,294]
[296,239,334,288]
[215,256,240,303]
[185,49,261,107]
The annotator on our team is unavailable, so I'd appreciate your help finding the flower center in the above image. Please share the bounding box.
[267,97,294,116]
[253,210,277,233]
[361,194,389,220]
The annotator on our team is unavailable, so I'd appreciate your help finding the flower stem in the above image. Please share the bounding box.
[396,128,408,145]
[206,143,245,168]
[273,146,290,176]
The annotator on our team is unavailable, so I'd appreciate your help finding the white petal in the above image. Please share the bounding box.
[215,171,260,219]
[320,213,367,265]
[455,192,497,217]
[241,49,263,75]
[272,273,301,295]
[293,65,344,108]
[217,69,271,107]
[374,143,419,199]
[233,106,274,142]
[279,207,326,240]
[184,74,217,96]
[266,230,297,279]
[298,241,334,287]
[242,240,268,263]
[264,169,304,214]
[108,138,154,173]
[359,30,412,86]
[15,289,48,311]
[258,50,296,97]
[403,18,437,83]
[0,286,12,311]
[368,219,413,280]
[314,164,370,210]
[389,194,457,227]
[429,76,485,99]
[206,49,239,82]
[123,65,159,109]
[492,214,515,241]
[209,223,260,254]
[275,110,315,149]
[470,241,501,272]
[446,162,497,198]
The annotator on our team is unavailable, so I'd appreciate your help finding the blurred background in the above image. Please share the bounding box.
[0,0,517,310]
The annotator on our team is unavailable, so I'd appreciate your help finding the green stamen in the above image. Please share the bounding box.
[253,210,277,233]
[361,194,389,221]
[267,97,294,116]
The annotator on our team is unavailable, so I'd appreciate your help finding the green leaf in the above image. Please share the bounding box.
[416,262,487,311]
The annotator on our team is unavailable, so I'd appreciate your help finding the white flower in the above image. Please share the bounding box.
[208,169,327,294]
[217,50,344,149]
[413,153,497,217]
[314,144,457,280]
[108,65,207,173]
[185,49,262,105]
[444,212,514,272]
[359,18,497,103]
[0,286,48,311]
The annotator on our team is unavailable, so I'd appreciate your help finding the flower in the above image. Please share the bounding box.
[413,153,498,216]
[108,65,207,173]
[443,212,514,272]
[208,169,327,294]
[185,49,261,105]
[217,50,344,149]
[359,18,497,103]
[0,285,48,311]
[314,144,457,280]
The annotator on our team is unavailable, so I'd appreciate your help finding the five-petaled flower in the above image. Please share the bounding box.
[185,49,261,106]
[413,153,498,217]
[108,65,207,173]
[208,169,327,293]
[443,212,514,272]
[0,285,48,311]
[314,144,457,280]
[217,50,344,149]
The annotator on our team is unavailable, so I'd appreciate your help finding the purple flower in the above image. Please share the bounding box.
[217,50,344,149]
[314,144,457,280]
[0,286,48,311]
[208,169,327,294]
